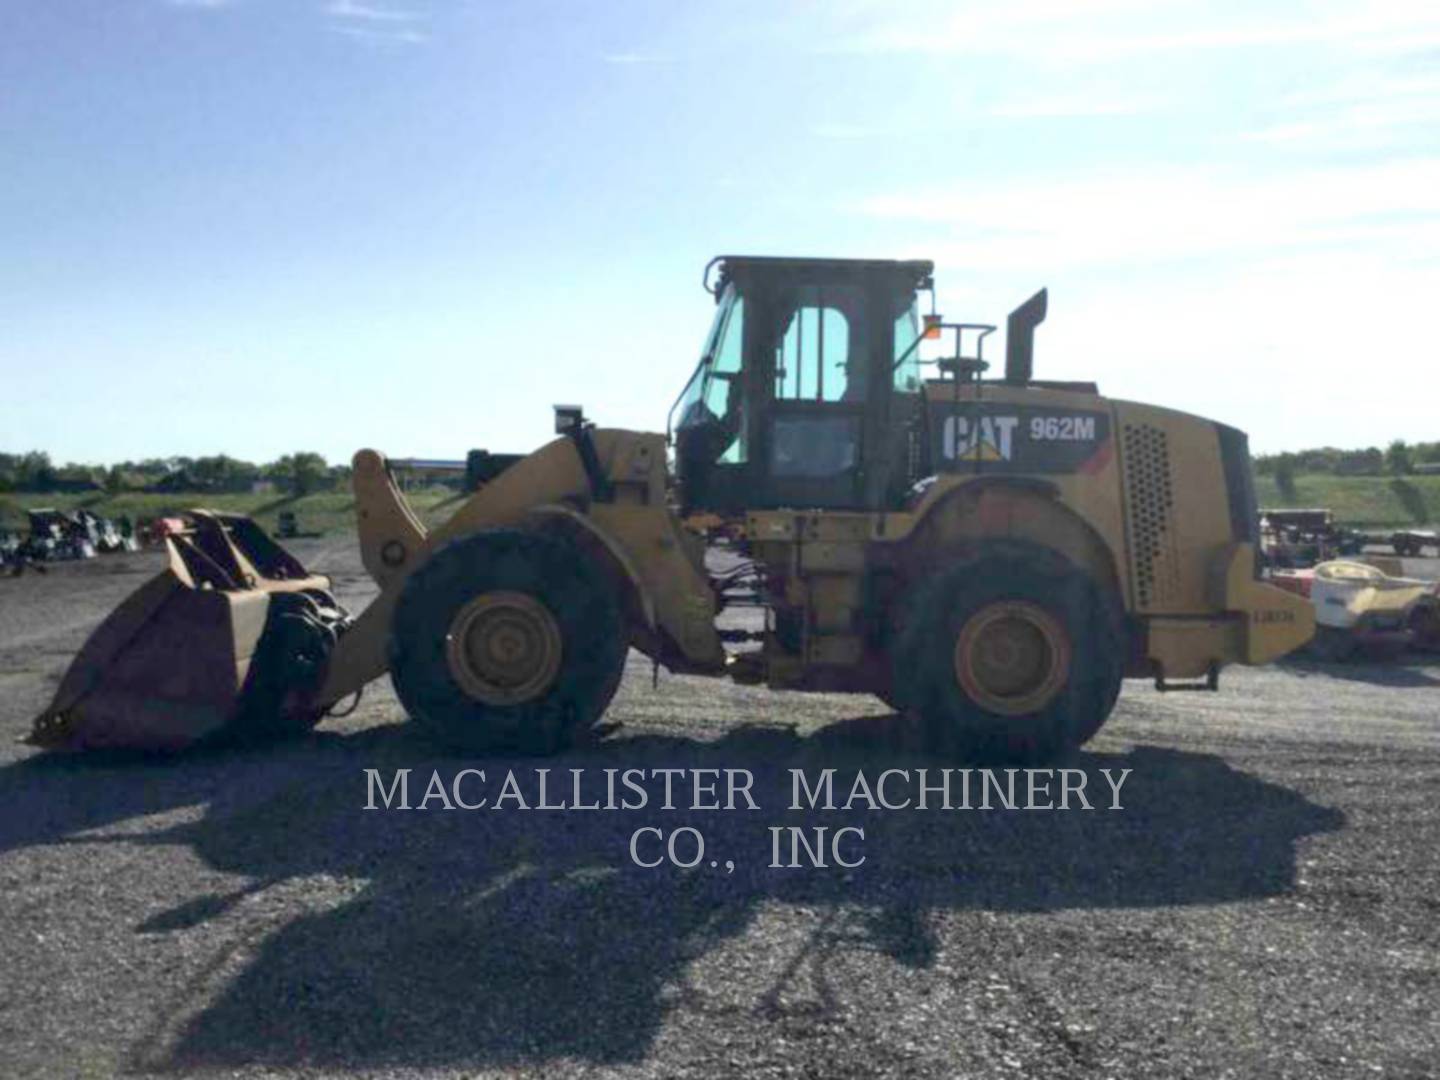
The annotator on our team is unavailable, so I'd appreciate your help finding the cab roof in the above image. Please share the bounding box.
[705,255,934,296]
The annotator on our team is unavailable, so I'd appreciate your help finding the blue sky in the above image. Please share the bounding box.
[2,0,1437,465]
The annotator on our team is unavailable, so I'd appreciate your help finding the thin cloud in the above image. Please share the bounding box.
[989,96,1166,118]
[856,159,1440,269]
[325,0,421,23]
[324,0,427,45]
[1239,122,1326,144]
[811,123,878,140]
[602,52,673,64]
[1242,103,1440,146]
[1282,71,1440,107]
[824,0,1440,62]
[1243,71,1440,147]
[331,24,427,45]
[166,0,233,8]
[1010,249,1440,451]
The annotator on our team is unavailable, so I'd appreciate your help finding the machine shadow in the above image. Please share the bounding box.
[1278,654,1440,688]
[0,715,1333,1073]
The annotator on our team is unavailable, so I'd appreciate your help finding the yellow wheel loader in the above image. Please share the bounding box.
[30,256,1314,759]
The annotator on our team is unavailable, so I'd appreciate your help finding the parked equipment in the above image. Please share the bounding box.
[1389,529,1438,558]
[275,510,322,540]
[1275,559,1440,660]
[31,255,1314,757]
[11,508,138,564]
[1259,508,1363,568]
[24,509,97,562]
[75,509,139,553]
[0,530,20,571]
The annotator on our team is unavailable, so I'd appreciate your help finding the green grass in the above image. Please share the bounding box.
[0,486,466,536]
[1253,474,1440,527]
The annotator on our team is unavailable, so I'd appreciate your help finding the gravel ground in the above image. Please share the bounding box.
[1,541,1438,1079]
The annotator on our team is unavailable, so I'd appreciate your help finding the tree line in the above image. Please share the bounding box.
[1253,441,1440,505]
[0,451,348,496]
[1255,440,1440,482]
[7,439,1437,498]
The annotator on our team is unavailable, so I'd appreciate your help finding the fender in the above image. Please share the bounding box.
[523,503,658,633]
[319,440,595,705]
[892,474,1126,602]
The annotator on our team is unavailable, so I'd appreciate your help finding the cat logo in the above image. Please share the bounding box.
[943,414,1019,462]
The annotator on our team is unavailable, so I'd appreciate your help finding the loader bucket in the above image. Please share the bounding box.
[28,512,349,752]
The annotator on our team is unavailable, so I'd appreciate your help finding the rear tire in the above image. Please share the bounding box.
[388,528,626,755]
[892,547,1123,762]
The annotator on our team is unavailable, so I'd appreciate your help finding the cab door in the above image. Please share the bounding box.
[760,283,870,510]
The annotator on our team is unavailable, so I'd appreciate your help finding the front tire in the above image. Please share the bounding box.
[388,528,626,755]
[892,547,1124,762]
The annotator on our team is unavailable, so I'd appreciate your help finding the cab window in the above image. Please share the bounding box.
[774,285,865,403]
[672,285,747,464]
[893,300,922,393]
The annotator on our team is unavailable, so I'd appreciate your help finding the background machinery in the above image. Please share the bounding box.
[1258,507,1363,568]
[31,256,1314,760]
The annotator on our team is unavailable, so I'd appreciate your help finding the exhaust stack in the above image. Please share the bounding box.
[1005,288,1048,384]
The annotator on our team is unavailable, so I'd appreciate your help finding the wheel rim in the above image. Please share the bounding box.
[445,591,562,706]
[954,600,1071,715]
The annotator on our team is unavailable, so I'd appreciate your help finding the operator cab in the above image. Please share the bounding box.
[670,255,933,515]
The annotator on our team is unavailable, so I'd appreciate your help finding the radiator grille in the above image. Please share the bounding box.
[1123,423,1179,608]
